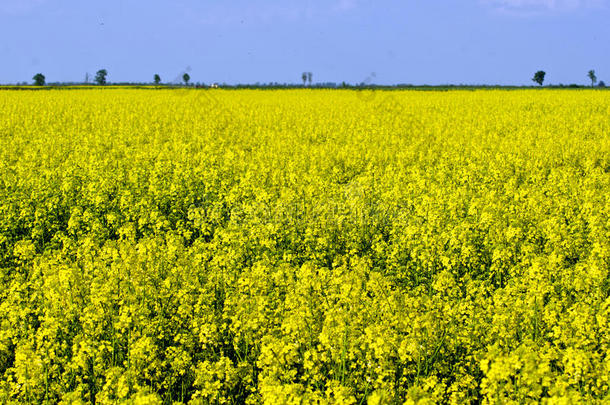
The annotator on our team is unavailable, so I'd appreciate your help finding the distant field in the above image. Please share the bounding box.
[1,89,609,403]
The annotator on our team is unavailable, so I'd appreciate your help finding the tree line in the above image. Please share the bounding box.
[24,69,607,88]
[531,70,605,87]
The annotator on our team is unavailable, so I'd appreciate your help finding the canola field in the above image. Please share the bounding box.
[1,88,610,404]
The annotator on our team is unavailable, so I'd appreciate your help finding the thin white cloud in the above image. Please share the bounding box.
[482,0,606,14]
[333,0,358,12]
[0,0,46,15]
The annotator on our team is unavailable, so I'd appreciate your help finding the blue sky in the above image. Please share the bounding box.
[0,0,608,85]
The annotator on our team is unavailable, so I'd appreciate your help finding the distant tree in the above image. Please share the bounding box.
[588,70,597,87]
[154,74,161,85]
[302,72,307,86]
[598,80,606,88]
[532,71,546,86]
[307,72,313,86]
[32,73,45,86]
[85,72,90,84]
[183,73,190,85]
[95,69,108,85]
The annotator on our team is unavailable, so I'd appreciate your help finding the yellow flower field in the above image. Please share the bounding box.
[1,88,610,403]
